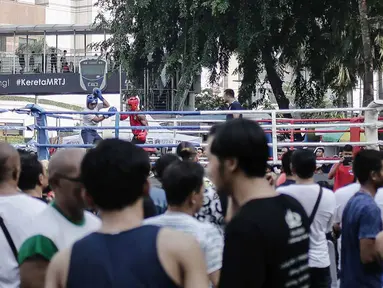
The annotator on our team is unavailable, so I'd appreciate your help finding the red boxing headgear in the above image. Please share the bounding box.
[127,97,139,111]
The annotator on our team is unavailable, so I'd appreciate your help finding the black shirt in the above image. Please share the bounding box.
[226,101,243,120]
[219,194,310,288]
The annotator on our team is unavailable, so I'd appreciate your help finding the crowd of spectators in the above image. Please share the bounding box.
[2,119,383,288]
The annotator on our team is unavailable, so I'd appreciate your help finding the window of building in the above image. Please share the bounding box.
[19,37,37,46]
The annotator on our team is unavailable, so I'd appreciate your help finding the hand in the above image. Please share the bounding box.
[93,88,105,101]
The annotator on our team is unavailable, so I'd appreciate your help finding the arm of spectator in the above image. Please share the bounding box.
[20,256,49,288]
[205,226,224,287]
[359,205,382,264]
[19,235,59,288]
[45,248,71,288]
[328,162,341,179]
[158,228,209,288]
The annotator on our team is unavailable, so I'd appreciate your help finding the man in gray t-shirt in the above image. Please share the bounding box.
[81,88,110,144]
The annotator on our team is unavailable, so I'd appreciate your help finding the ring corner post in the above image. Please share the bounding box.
[115,112,120,139]
[26,104,49,160]
[365,101,382,151]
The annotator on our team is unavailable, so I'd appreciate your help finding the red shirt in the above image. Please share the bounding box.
[333,164,354,191]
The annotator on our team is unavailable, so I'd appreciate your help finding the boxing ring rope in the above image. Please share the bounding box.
[0,102,383,162]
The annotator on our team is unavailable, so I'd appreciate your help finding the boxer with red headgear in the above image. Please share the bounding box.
[120,96,149,145]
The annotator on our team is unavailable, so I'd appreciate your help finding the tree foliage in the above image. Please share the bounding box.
[195,88,226,110]
[93,0,383,110]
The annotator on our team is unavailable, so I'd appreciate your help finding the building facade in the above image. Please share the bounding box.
[0,0,46,51]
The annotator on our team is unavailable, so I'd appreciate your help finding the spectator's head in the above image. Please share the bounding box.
[0,142,20,188]
[223,88,235,103]
[207,119,269,196]
[315,147,325,158]
[291,149,316,180]
[176,142,198,162]
[18,152,47,193]
[49,149,86,211]
[154,154,181,183]
[282,150,294,176]
[342,144,353,158]
[353,149,383,190]
[162,161,205,213]
[81,139,150,211]
[63,50,67,55]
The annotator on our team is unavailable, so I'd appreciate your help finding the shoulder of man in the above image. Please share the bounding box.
[18,234,59,265]
[84,211,101,228]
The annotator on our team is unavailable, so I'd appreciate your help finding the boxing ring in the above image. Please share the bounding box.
[1,101,383,163]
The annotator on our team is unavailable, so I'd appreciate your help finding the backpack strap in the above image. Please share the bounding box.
[0,216,18,260]
[309,186,323,226]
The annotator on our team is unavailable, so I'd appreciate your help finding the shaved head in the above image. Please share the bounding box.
[0,142,20,183]
[49,149,86,179]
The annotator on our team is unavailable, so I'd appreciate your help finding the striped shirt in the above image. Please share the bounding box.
[143,211,223,274]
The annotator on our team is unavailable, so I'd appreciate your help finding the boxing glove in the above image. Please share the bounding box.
[137,131,147,142]
[93,88,105,101]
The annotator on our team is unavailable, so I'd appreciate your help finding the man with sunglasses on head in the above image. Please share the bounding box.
[18,149,100,288]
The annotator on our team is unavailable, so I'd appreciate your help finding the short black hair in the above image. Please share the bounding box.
[154,154,180,181]
[18,153,43,191]
[210,118,269,178]
[162,161,205,206]
[209,123,224,137]
[81,139,150,211]
[282,150,293,176]
[343,144,353,152]
[291,149,316,179]
[224,89,235,98]
[353,149,383,185]
[176,142,197,161]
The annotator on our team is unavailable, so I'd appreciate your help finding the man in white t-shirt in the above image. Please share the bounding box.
[18,149,100,288]
[333,182,360,271]
[144,161,223,287]
[0,143,47,288]
[81,88,111,144]
[277,149,336,288]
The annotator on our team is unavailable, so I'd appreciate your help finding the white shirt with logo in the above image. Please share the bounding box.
[277,184,336,268]
[0,194,47,288]
[82,103,104,127]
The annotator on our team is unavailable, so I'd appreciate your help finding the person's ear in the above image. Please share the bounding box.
[38,173,44,186]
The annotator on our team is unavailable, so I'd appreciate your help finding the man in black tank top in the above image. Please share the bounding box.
[207,119,310,288]
[44,139,209,288]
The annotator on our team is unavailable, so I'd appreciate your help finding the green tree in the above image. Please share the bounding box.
[195,88,226,110]
[94,0,383,111]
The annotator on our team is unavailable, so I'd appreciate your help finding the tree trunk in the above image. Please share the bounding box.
[358,0,374,107]
[177,74,194,110]
[262,50,290,110]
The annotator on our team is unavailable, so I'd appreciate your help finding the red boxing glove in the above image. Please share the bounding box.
[137,131,147,142]
[120,114,129,121]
